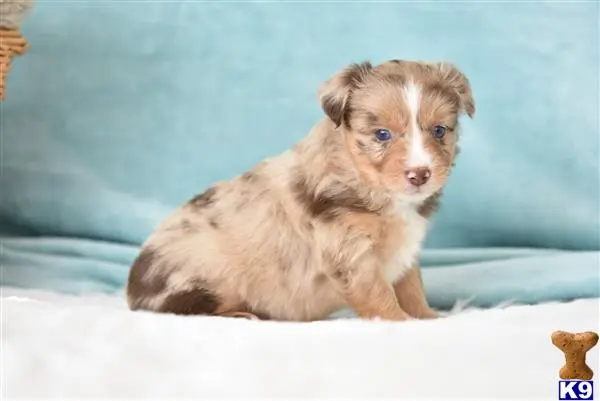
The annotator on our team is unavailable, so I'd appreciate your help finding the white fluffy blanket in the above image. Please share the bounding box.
[2,287,598,400]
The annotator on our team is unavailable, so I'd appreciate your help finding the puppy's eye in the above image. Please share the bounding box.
[375,129,392,141]
[432,125,447,139]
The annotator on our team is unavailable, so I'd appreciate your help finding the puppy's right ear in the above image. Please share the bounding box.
[318,62,373,127]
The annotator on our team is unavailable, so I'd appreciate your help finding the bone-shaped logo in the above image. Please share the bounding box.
[551,330,599,380]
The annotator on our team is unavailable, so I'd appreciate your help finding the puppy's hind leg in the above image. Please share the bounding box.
[158,285,266,320]
[158,284,221,316]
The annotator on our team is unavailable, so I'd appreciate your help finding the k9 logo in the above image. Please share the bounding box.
[558,381,594,400]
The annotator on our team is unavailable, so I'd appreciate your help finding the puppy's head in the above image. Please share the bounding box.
[318,60,475,202]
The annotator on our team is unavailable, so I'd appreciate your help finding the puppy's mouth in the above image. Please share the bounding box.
[384,172,441,201]
[405,185,424,194]
[398,182,437,201]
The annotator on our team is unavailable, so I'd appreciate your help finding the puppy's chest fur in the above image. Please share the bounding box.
[334,201,429,284]
[382,204,429,282]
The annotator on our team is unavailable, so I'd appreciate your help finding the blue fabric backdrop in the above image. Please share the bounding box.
[1,1,598,308]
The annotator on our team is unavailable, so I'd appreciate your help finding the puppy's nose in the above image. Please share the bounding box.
[405,167,431,187]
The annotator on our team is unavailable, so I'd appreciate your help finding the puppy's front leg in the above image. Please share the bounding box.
[393,264,438,319]
[330,263,411,321]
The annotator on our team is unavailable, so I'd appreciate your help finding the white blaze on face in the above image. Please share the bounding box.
[403,82,433,168]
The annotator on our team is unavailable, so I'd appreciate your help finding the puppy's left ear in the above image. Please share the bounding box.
[318,62,373,127]
[434,63,476,118]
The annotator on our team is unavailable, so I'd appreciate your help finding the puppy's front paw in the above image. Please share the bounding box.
[415,308,440,319]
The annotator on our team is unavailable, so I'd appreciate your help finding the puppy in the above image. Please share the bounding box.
[126,59,475,322]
